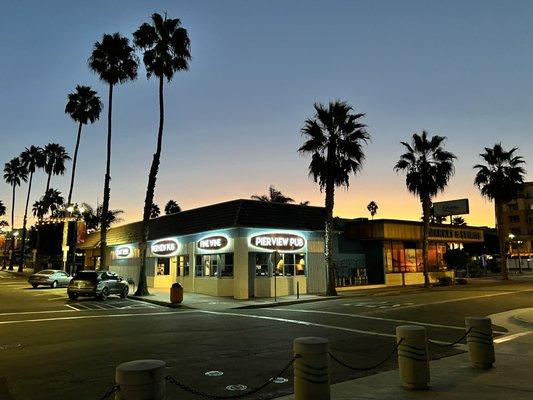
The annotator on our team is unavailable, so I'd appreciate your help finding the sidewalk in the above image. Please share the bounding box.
[274,309,533,400]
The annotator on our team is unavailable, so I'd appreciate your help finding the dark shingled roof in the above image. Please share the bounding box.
[79,199,326,249]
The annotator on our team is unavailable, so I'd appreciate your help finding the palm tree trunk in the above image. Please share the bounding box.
[421,197,431,288]
[100,83,113,270]
[45,172,51,193]
[324,178,337,296]
[67,121,84,205]
[18,172,33,272]
[8,185,16,271]
[495,200,509,280]
[136,76,165,296]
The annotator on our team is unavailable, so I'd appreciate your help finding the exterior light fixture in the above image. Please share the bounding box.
[67,206,74,213]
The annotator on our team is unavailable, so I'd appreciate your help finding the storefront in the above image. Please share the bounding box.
[344,219,485,286]
[79,199,337,299]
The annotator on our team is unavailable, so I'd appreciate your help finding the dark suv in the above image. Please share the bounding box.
[67,271,129,301]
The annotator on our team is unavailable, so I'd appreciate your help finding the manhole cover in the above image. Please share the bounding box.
[226,384,248,391]
[205,371,224,377]
[0,343,22,350]
[272,377,288,384]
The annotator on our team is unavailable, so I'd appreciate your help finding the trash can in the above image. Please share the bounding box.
[170,282,183,304]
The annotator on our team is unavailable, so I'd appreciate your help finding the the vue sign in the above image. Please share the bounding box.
[250,233,305,251]
[115,246,131,258]
[197,236,228,251]
[151,239,179,256]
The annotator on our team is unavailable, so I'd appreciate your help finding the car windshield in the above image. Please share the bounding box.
[39,270,55,275]
[73,271,98,281]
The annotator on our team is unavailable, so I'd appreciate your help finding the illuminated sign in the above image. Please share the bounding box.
[433,199,469,217]
[115,246,131,258]
[197,236,228,251]
[151,239,179,256]
[250,233,305,251]
[428,227,483,242]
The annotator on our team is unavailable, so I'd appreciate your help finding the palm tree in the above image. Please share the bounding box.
[80,203,124,233]
[4,157,28,270]
[65,85,103,205]
[474,144,525,281]
[43,143,70,193]
[451,216,467,226]
[299,200,310,206]
[19,146,45,271]
[252,185,295,203]
[32,189,65,219]
[150,203,160,218]
[299,100,369,296]
[0,200,5,218]
[89,32,138,270]
[394,131,456,288]
[367,201,378,219]
[133,13,190,295]
[164,199,181,214]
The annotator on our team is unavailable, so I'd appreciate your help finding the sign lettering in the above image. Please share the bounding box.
[115,246,131,258]
[250,233,305,251]
[151,239,179,256]
[197,236,228,251]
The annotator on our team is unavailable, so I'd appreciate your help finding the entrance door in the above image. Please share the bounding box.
[248,253,255,298]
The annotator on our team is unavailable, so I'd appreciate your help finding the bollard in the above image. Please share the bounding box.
[294,337,330,400]
[465,317,495,369]
[116,359,166,400]
[396,325,430,390]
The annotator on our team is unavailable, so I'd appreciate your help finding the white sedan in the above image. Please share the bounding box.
[28,269,72,288]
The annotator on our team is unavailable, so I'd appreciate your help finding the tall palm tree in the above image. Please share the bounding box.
[474,144,525,281]
[252,186,295,203]
[150,203,160,218]
[394,131,456,288]
[43,143,70,193]
[164,199,181,214]
[89,32,138,270]
[451,216,467,226]
[0,200,5,218]
[133,13,190,295]
[19,146,45,271]
[367,201,378,219]
[4,157,28,270]
[65,85,103,205]
[299,101,369,296]
[32,189,65,219]
[80,203,124,233]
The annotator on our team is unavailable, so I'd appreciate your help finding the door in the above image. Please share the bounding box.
[248,253,255,298]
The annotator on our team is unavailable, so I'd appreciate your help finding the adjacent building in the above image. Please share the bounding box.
[502,181,533,257]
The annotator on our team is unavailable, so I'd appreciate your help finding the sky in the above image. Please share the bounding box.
[1,0,532,229]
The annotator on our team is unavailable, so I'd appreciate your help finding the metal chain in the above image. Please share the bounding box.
[165,354,301,399]
[329,338,403,372]
[97,384,120,400]
[428,327,473,347]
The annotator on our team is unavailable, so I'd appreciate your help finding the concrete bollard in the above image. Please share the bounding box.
[396,325,430,390]
[294,337,330,400]
[116,359,166,400]
[465,317,495,369]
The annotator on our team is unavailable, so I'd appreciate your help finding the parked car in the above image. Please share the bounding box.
[28,269,72,288]
[67,270,129,301]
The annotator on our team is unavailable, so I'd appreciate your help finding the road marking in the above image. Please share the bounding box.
[65,304,80,311]
[494,331,532,344]
[264,308,507,334]
[0,310,202,325]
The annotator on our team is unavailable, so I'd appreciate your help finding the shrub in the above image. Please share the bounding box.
[443,249,469,269]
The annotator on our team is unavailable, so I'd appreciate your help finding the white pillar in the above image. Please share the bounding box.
[116,359,166,400]
[465,317,495,369]
[233,236,249,299]
[396,325,429,390]
[294,337,330,400]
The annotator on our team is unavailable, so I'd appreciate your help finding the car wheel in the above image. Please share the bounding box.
[99,287,109,301]
[120,286,129,299]
[31,284,38,289]
[68,293,78,300]
[51,281,58,288]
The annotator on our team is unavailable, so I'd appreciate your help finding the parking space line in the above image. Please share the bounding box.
[65,304,80,311]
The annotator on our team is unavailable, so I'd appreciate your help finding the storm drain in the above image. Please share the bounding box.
[225,384,248,391]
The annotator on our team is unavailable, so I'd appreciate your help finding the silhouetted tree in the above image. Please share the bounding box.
[32,189,64,219]
[80,203,124,233]
[65,85,103,205]
[19,146,45,270]
[252,186,295,203]
[89,32,138,269]
[43,143,70,193]
[395,131,456,288]
[133,13,190,295]
[0,200,6,218]
[474,143,525,281]
[367,201,378,219]
[150,203,160,218]
[164,199,181,214]
[299,100,369,296]
[451,216,467,226]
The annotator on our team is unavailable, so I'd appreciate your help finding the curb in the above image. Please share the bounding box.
[235,296,338,309]
[513,314,533,325]
[127,295,185,309]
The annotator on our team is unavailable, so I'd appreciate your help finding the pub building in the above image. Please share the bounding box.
[78,199,486,299]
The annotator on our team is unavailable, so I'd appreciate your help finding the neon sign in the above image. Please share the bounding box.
[151,239,179,256]
[115,246,131,258]
[250,233,305,251]
[197,236,228,251]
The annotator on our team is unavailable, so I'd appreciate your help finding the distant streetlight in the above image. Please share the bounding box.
[66,205,75,213]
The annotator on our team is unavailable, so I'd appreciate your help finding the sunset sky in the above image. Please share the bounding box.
[1,0,532,229]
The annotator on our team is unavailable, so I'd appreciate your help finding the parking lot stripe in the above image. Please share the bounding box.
[0,309,78,316]
[65,304,80,311]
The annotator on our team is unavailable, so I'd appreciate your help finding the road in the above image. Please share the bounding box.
[1,271,532,400]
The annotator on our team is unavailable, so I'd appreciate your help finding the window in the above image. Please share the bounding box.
[383,242,393,272]
[157,258,170,276]
[195,253,234,277]
[507,203,518,211]
[509,216,520,223]
[254,253,306,277]
[255,253,270,276]
[177,255,189,277]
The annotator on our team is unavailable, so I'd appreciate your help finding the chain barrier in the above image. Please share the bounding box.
[428,327,473,348]
[328,338,403,372]
[165,354,301,399]
[97,384,120,400]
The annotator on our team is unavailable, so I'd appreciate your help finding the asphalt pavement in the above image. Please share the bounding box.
[1,270,532,400]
